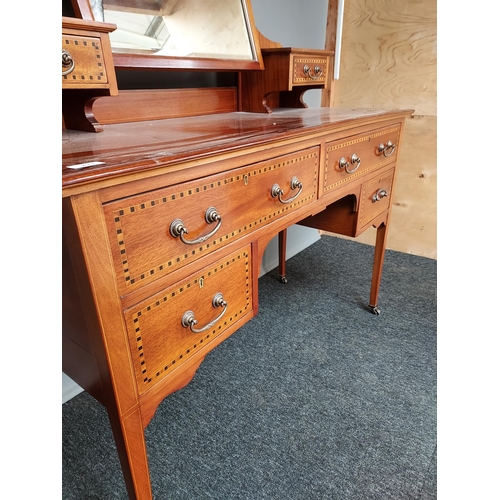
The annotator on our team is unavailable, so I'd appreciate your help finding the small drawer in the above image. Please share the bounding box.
[324,125,401,195]
[357,168,395,230]
[104,147,318,295]
[62,35,108,87]
[123,245,252,395]
[292,55,329,85]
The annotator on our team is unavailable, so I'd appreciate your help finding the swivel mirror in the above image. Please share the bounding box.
[72,0,264,70]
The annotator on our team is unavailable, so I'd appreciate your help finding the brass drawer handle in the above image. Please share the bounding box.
[339,153,361,174]
[372,188,388,203]
[62,49,75,76]
[271,176,303,204]
[378,140,396,157]
[181,292,228,334]
[170,207,222,245]
[303,64,323,80]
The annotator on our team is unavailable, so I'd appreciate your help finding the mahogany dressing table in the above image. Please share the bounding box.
[62,2,413,498]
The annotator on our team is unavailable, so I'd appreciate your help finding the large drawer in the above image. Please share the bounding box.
[324,124,400,195]
[123,245,252,395]
[104,147,318,295]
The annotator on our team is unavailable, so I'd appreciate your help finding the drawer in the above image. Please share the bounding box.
[324,125,401,194]
[291,55,329,85]
[123,245,252,395]
[104,147,318,295]
[62,34,109,87]
[357,168,395,230]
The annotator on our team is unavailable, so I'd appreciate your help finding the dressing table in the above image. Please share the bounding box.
[62,1,413,498]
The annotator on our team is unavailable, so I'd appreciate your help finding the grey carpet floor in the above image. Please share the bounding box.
[62,235,437,499]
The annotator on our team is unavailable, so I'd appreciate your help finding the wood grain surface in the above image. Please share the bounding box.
[334,0,436,116]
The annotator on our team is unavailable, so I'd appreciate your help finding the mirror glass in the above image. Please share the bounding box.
[87,0,258,62]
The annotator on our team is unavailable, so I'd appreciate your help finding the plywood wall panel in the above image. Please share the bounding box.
[334,0,436,116]
[390,115,437,258]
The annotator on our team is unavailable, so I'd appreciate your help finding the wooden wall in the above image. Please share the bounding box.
[324,0,437,259]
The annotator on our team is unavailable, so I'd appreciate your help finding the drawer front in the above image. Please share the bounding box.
[105,147,318,295]
[324,125,401,194]
[357,168,395,229]
[292,56,329,85]
[62,34,108,87]
[124,245,252,395]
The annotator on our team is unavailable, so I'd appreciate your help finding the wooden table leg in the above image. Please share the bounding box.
[369,222,388,315]
[107,405,153,499]
[278,229,288,283]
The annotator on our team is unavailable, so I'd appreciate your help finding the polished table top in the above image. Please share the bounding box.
[62,107,412,193]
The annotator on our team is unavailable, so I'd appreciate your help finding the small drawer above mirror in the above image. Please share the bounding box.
[62,17,118,132]
[291,54,329,85]
[62,17,117,92]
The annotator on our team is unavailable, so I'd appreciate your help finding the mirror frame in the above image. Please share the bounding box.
[71,0,264,71]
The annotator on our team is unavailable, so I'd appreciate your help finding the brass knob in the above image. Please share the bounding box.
[339,157,349,170]
[62,49,75,76]
[170,207,222,245]
[271,176,303,204]
[378,140,396,157]
[181,293,228,333]
[303,64,323,80]
[338,154,361,174]
[372,188,388,203]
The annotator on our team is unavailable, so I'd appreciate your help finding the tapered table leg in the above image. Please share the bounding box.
[278,229,288,283]
[108,406,153,500]
[369,222,388,315]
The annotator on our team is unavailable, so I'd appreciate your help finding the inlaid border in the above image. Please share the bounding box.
[62,35,105,82]
[293,57,328,84]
